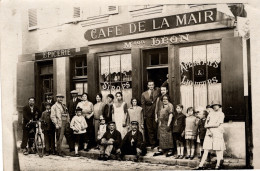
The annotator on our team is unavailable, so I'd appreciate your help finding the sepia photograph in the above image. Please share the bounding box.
[1,0,260,170]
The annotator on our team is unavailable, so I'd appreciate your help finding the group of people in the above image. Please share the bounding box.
[21,80,226,169]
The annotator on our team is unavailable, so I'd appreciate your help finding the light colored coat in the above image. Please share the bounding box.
[51,102,70,128]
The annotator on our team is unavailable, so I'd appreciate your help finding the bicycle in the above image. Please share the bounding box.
[26,120,44,157]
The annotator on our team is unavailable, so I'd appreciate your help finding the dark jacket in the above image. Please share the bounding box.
[41,100,55,113]
[198,118,207,139]
[40,110,55,132]
[68,98,81,121]
[101,129,122,149]
[23,105,40,129]
[141,89,160,118]
[172,112,186,133]
[121,130,146,155]
[103,103,113,123]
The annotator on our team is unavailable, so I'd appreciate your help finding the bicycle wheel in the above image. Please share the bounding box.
[35,134,44,157]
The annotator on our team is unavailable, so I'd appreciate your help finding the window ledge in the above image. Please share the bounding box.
[80,14,110,27]
[129,5,163,18]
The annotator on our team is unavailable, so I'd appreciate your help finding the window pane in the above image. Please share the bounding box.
[179,47,193,112]
[150,53,159,65]
[193,45,207,109]
[75,83,83,95]
[160,53,168,64]
[83,68,87,76]
[75,60,82,67]
[100,57,110,83]
[83,83,88,93]
[83,58,87,66]
[207,43,222,104]
[76,68,83,76]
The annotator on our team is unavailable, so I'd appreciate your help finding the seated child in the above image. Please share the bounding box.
[97,116,107,147]
[70,107,88,157]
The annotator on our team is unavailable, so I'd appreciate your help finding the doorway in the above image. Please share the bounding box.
[143,48,168,91]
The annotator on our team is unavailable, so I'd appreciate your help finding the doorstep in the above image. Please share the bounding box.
[62,146,246,169]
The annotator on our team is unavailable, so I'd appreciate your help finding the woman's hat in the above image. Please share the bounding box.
[210,100,222,108]
[75,107,83,112]
[131,121,139,125]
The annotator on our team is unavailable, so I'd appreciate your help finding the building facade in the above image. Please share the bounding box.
[17,4,249,159]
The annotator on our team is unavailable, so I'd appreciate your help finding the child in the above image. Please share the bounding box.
[197,100,225,169]
[97,116,107,146]
[172,104,186,159]
[185,107,199,160]
[70,107,88,157]
[198,110,208,159]
[40,102,56,156]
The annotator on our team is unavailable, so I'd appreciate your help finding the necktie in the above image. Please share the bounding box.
[150,90,154,101]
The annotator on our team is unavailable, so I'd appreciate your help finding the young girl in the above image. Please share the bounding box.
[185,107,199,160]
[70,107,88,157]
[197,101,225,169]
[153,94,174,157]
[172,104,186,159]
[97,116,107,143]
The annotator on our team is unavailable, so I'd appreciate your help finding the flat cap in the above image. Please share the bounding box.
[131,121,139,125]
[56,94,64,98]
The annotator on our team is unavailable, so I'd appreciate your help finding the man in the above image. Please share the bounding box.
[66,90,81,152]
[41,92,55,113]
[141,80,160,149]
[120,121,147,162]
[103,94,114,123]
[51,94,70,156]
[98,121,122,161]
[21,97,40,155]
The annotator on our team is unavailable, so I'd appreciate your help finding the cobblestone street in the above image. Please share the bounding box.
[18,153,189,171]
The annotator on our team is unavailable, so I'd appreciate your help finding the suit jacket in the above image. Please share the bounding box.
[40,110,55,131]
[101,129,122,149]
[22,105,40,129]
[141,89,160,118]
[172,112,186,133]
[103,103,113,123]
[41,99,55,113]
[68,98,81,121]
[51,102,69,128]
[121,130,145,150]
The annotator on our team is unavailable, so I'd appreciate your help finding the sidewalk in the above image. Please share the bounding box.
[17,141,246,169]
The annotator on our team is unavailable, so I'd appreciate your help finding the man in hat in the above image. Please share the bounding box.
[21,97,40,155]
[50,94,70,156]
[41,92,55,113]
[98,121,122,161]
[141,80,160,149]
[120,121,147,161]
[66,90,81,152]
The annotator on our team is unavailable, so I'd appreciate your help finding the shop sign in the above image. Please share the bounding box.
[35,48,76,60]
[101,81,131,91]
[85,8,217,41]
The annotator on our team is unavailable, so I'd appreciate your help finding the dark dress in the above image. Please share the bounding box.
[158,103,174,150]
[121,130,146,156]
[172,112,186,142]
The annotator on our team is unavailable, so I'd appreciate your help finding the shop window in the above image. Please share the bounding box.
[100,54,132,105]
[179,43,221,112]
[72,56,88,95]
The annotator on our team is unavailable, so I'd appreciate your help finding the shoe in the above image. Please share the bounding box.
[98,154,104,160]
[58,152,64,157]
[175,155,180,159]
[75,153,80,157]
[103,155,109,161]
[194,166,205,170]
[151,145,156,150]
[185,155,190,159]
[52,151,56,155]
[179,155,185,159]
[133,156,139,162]
[215,166,220,170]
[153,151,163,156]
[45,151,50,156]
[166,152,174,157]
[190,155,194,160]
[220,159,224,166]
[94,146,100,150]
[23,149,29,155]
[84,148,90,152]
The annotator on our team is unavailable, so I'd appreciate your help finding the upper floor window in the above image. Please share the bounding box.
[28,8,38,30]
[128,5,162,11]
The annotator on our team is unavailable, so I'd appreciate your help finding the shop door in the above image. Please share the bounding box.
[143,48,168,90]
[173,42,222,112]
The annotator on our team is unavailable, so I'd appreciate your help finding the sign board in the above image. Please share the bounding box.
[35,48,76,60]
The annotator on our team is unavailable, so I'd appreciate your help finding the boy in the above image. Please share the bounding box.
[70,107,88,157]
[198,110,208,159]
[40,102,56,156]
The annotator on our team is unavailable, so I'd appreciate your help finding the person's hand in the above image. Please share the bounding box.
[136,148,142,154]
[141,125,144,129]
[155,117,158,123]
[181,131,185,137]
[101,138,106,145]
[166,126,171,132]
[207,131,213,137]
[116,149,121,154]
[122,123,127,127]
[75,129,79,133]
[56,125,59,129]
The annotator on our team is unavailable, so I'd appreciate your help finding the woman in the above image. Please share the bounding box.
[112,92,128,138]
[127,98,144,138]
[153,94,174,157]
[196,100,225,170]
[93,93,106,148]
[76,93,94,151]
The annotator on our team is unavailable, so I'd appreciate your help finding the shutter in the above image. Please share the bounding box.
[106,6,118,14]
[73,7,81,18]
[28,8,38,30]
[131,48,142,101]
[17,61,35,109]
[221,37,245,121]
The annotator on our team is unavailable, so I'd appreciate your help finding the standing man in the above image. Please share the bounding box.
[21,97,40,155]
[41,92,55,113]
[141,80,160,149]
[103,94,114,123]
[51,94,70,156]
[66,90,81,152]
